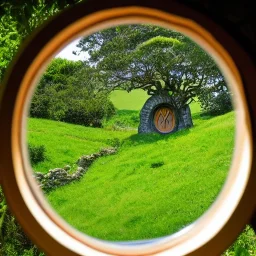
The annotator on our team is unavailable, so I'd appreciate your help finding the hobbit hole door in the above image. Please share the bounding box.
[154,107,176,133]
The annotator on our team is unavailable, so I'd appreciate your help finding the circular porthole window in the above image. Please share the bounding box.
[0,1,255,256]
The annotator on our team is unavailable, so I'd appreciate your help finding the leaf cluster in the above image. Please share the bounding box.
[28,144,46,165]
[0,0,82,81]
[77,24,226,107]
[30,58,115,127]
[0,187,43,256]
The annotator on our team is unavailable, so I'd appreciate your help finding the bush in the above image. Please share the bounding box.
[28,145,46,165]
[0,187,44,256]
[62,94,115,127]
[106,138,122,148]
[199,90,233,116]
[29,93,50,119]
[29,58,115,128]
[224,225,256,255]
[30,87,115,128]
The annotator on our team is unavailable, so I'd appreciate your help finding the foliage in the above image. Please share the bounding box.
[28,144,46,165]
[0,0,82,81]
[0,14,22,80]
[223,225,256,256]
[199,89,233,116]
[30,58,115,127]
[62,91,115,127]
[0,2,82,256]
[77,24,228,108]
[0,188,42,256]
[105,138,122,148]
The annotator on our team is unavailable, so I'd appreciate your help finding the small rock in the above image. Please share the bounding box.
[63,165,71,171]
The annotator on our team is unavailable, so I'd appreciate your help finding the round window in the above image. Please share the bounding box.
[0,1,255,256]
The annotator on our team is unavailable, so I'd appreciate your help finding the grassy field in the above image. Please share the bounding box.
[45,112,234,241]
[110,89,149,110]
[27,119,134,173]
[28,90,201,173]
[27,90,235,241]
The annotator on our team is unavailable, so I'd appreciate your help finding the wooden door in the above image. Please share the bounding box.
[154,107,175,133]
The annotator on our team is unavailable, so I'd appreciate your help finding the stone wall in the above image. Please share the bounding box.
[138,94,193,134]
[176,104,193,131]
[34,147,117,192]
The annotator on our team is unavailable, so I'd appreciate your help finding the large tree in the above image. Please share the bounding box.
[76,24,227,108]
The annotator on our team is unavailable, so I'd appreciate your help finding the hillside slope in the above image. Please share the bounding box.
[42,112,235,241]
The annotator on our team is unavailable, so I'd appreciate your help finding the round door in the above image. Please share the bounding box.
[154,106,175,133]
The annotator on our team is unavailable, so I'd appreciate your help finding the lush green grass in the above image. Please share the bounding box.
[110,89,149,110]
[190,100,201,114]
[27,91,201,172]
[45,111,234,241]
[103,109,139,130]
[27,90,234,242]
[27,118,135,173]
[106,90,148,130]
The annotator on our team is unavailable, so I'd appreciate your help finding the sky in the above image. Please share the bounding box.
[55,38,88,61]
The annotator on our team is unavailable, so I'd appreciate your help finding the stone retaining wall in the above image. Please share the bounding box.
[139,94,193,134]
[34,147,117,192]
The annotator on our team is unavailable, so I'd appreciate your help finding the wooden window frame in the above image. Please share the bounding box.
[0,1,255,255]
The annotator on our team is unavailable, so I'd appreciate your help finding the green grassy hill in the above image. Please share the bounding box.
[28,90,201,172]
[110,89,149,110]
[27,118,135,173]
[27,110,235,241]
[26,90,235,241]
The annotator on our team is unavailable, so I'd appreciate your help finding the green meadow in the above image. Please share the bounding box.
[27,90,235,241]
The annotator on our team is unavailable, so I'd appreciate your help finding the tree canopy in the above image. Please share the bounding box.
[76,24,228,108]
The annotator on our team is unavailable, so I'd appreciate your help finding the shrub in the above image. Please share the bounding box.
[224,225,256,255]
[29,93,50,119]
[28,145,46,165]
[199,90,233,116]
[30,87,115,128]
[29,59,115,128]
[62,93,115,127]
[0,187,44,256]
[106,138,122,148]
